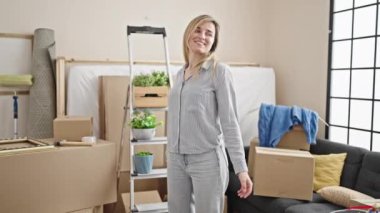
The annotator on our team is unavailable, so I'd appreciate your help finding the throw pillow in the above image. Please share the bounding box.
[313,153,347,191]
[317,186,375,208]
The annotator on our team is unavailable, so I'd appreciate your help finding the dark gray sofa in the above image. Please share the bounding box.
[226,138,380,213]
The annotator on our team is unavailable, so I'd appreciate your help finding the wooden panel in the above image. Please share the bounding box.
[56,57,66,117]
[0,33,33,39]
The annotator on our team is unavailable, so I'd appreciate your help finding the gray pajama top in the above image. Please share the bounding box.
[167,60,248,174]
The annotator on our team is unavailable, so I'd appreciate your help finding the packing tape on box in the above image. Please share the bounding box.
[81,136,97,144]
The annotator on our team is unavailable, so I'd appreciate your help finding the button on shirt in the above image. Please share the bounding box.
[167,60,248,174]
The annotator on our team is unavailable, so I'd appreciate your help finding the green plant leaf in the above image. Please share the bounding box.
[132,71,169,87]
[135,151,153,156]
[129,109,162,129]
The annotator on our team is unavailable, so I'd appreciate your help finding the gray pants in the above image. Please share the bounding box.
[167,145,229,213]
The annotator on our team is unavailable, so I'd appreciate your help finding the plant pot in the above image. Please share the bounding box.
[132,128,156,140]
[133,154,154,174]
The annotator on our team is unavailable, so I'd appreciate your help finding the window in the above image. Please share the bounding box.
[327,0,380,151]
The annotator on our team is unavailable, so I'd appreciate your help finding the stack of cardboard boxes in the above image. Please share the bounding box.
[0,139,117,213]
[50,116,117,212]
[248,126,315,201]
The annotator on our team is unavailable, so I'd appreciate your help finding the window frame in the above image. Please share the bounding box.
[326,0,379,151]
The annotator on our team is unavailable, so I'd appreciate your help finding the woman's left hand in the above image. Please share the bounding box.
[237,171,253,198]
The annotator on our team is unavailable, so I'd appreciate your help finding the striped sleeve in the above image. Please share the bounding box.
[215,64,248,174]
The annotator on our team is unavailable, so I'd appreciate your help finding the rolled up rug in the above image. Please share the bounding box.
[27,28,56,139]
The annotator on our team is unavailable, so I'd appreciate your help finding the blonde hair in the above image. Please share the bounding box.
[183,15,220,72]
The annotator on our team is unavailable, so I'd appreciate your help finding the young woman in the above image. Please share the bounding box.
[167,14,252,213]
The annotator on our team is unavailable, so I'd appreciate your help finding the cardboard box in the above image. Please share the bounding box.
[0,140,116,213]
[122,190,162,212]
[71,207,102,213]
[99,76,166,171]
[104,172,167,213]
[133,86,169,108]
[248,126,310,179]
[54,116,93,142]
[279,126,310,151]
[248,138,259,179]
[224,195,228,213]
[253,146,314,201]
[250,126,310,151]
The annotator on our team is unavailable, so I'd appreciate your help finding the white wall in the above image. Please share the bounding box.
[0,0,330,137]
[0,0,264,62]
[261,0,330,137]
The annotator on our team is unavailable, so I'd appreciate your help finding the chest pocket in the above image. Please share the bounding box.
[185,90,215,114]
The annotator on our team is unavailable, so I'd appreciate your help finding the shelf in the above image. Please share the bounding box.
[127,106,168,112]
[131,168,167,180]
[132,202,168,212]
[131,137,167,145]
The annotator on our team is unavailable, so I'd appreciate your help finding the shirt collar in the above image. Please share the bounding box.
[201,58,214,71]
[181,58,214,76]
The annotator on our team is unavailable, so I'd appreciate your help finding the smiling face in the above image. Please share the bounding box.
[187,21,216,56]
[182,15,220,65]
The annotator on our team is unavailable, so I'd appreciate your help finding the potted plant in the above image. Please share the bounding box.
[134,151,154,174]
[132,71,170,108]
[130,110,162,140]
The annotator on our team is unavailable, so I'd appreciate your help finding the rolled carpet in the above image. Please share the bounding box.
[0,74,33,87]
[27,28,56,139]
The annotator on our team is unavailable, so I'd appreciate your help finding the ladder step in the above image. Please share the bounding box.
[132,202,168,212]
[131,137,167,145]
[127,26,166,36]
[132,168,167,180]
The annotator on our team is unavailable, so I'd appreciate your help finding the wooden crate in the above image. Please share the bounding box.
[133,86,169,108]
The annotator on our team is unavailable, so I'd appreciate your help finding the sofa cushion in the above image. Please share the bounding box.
[311,139,367,189]
[313,153,347,191]
[284,203,342,213]
[355,151,380,198]
[317,186,374,208]
[311,192,328,203]
[227,194,264,213]
[244,196,304,213]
